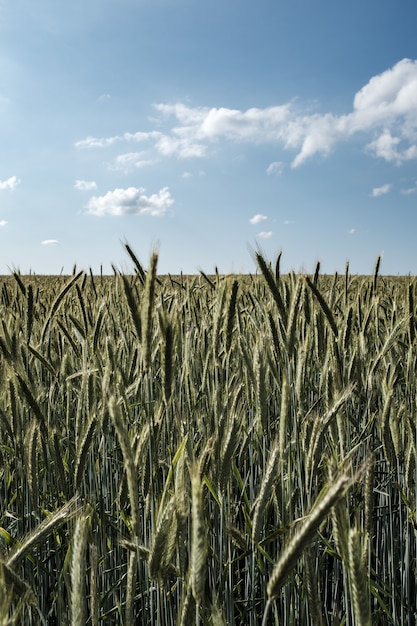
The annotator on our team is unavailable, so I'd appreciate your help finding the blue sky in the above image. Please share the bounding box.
[1,0,417,275]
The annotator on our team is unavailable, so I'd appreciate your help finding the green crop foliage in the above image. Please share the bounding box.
[0,248,416,624]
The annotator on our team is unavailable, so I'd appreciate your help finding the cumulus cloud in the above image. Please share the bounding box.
[85,186,173,217]
[352,58,417,126]
[267,161,284,175]
[258,231,273,239]
[156,59,417,167]
[0,220,7,227]
[366,130,417,164]
[291,112,349,167]
[74,180,97,191]
[154,102,291,157]
[42,239,59,246]
[74,59,417,168]
[371,183,392,197]
[249,214,267,224]
[153,103,342,167]
[0,176,21,191]
[194,104,291,141]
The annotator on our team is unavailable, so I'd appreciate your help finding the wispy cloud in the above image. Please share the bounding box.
[249,213,267,225]
[154,134,206,158]
[74,59,417,169]
[75,135,121,149]
[42,239,60,246]
[0,175,21,191]
[348,228,357,235]
[0,220,7,227]
[401,181,417,195]
[75,131,162,149]
[85,186,174,217]
[258,231,273,239]
[267,161,284,175]
[74,180,97,191]
[108,152,155,172]
[371,183,392,197]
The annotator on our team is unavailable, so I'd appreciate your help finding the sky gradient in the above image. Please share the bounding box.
[1,0,417,275]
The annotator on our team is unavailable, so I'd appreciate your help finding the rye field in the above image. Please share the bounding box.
[0,248,416,625]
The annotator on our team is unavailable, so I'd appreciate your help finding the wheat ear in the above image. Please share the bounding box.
[266,470,351,603]
[348,527,372,626]
[189,462,207,607]
[71,512,90,626]
[7,497,78,568]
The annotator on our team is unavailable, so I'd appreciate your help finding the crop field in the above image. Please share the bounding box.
[0,247,416,625]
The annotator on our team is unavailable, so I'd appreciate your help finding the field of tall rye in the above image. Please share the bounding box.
[0,246,416,625]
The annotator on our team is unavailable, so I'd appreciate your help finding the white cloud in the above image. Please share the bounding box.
[258,231,273,239]
[352,58,417,126]
[0,220,7,227]
[85,186,173,217]
[182,171,192,178]
[154,103,292,158]
[348,228,357,235]
[74,59,417,168]
[249,214,267,225]
[154,134,206,158]
[124,131,162,143]
[267,161,284,175]
[153,103,322,167]
[283,220,294,225]
[75,130,162,149]
[108,152,155,172]
[366,130,417,164]
[74,180,97,191]
[371,183,392,197]
[157,59,417,167]
[42,239,59,246]
[155,102,211,127]
[196,104,291,141]
[291,112,349,167]
[366,130,401,162]
[75,135,121,149]
[0,176,21,191]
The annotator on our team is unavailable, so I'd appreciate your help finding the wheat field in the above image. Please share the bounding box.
[0,247,416,625]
